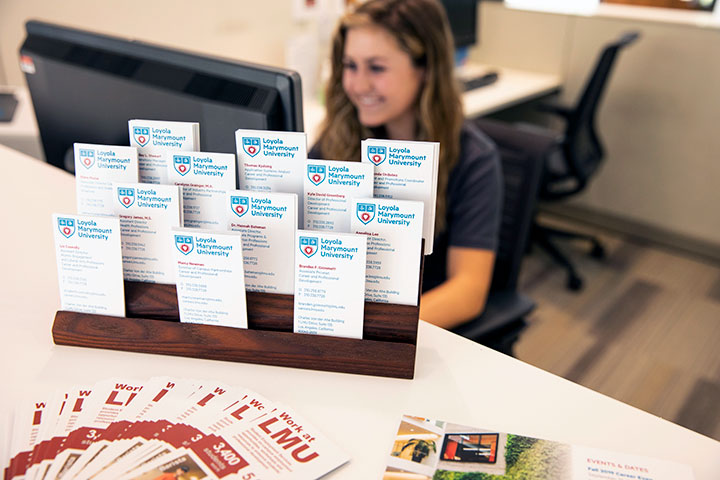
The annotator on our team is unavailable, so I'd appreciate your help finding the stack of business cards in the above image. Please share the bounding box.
[52,214,126,316]
[112,183,182,284]
[361,139,439,254]
[226,190,298,295]
[129,120,200,184]
[235,129,307,227]
[294,231,367,339]
[350,198,424,306]
[74,143,139,216]
[172,228,248,329]
[166,151,237,229]
[303,159,373,232]
[4,377,350,480]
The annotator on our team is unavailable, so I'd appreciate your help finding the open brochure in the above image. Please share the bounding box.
[384,415,694,480]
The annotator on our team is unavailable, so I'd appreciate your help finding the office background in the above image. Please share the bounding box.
[1,0,719,441]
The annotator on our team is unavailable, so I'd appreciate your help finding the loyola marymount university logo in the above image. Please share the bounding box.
[299,236,318,258]
[242,137,261,157]
[78,148,95,169]
[367,145,387,166]
[133,126,150,147]
[117,187,135,208]
[57,217,75,238]
[356,203,376,225]
[173,155,191,176]
[307,164,326,186]
[175,235,194,255]
[230,196,249,218]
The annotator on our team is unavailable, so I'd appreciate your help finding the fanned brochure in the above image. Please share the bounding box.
[129,120,200,184]
[112,182,182,284]
[73,143,139,216]
[3,377,350,480]
[226,190,298,295]
[235,129,307,227]
[361,139,439,255]
[166,151,237,230]
[384,415,695,480]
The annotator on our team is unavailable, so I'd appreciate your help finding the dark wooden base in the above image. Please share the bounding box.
[51,281,420,379]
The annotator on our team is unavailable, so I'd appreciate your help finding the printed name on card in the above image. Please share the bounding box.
[74,143,139,216]
[52,214,125,316]
[227,190,297,295]
[129,119,200,184]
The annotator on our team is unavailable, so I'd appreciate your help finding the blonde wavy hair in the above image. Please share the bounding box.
[316,0,464,233]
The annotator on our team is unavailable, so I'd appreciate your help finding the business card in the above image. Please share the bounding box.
[361,139,439,254]
[227,190,297,294]
[304,159,373,232]
[235,129,307,226]
[166,151,237,229]
[294,231,367,339]
[52,214,125,316]
[112,183,182,284]
[172,228,248,328]
[74,143,139,216]
[351,198,424,306]
[129,119,200,184]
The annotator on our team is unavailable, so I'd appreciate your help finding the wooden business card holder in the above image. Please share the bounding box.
[52,272,421,379]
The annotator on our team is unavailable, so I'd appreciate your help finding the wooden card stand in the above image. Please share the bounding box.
[52,278,421,379]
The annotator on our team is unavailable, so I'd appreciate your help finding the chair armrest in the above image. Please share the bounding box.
[451,290,535,341]
[536,102,574,119]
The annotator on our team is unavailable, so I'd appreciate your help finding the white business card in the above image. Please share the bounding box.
[304,159,373,232]
[351,198,424,306]
[361,139,439,254]
[112,183,182,284]
[52,214,125,316]
[74,143,139,216]
[129,119,200,184]
[166,151,237,229]
[173,228,248,328]
[294,230,367,339]
[235,129,307,226]
[227,190,297,294]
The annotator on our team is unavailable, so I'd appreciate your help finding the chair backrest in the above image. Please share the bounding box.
[475,118,554,291]
[565,31,640,184]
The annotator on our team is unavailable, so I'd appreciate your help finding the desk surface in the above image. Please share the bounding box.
[1,144,719,478]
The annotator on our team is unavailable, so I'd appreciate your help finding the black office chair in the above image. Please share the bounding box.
[451,118,554,356]
[530,31,640,291]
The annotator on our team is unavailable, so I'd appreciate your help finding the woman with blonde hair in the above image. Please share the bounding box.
[310,0,502,329]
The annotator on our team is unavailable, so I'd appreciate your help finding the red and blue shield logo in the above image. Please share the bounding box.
[133,126,150,147]
[299,236,318,258]
[230,196,250,218]
[357,203,376,225]
[57,217,75,238]
[242,137,261,157]
[307,164,326,186]
[117,187,135,208]
[173,155,192,176]
[175,235,194,255]
[78,148,95,169]
[367,146,387,166]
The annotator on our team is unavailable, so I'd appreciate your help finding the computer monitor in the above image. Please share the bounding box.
[19,20,303,172]
[441,0,479,50]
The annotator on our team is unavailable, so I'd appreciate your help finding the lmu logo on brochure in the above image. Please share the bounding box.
[299,236,318,258]
[230,196,249,218]
[173,155,191,176]
[242,137,261,157]
[307,164,326,186]
[79,148,95,169]
[57,217,76,238]
[356,203,376,225]
[175,235,194,255]
[133,126,150,147]
[367,145,387,166]
[117,187,135,208]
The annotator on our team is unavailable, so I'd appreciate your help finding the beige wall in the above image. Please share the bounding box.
[474,2,720,247]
